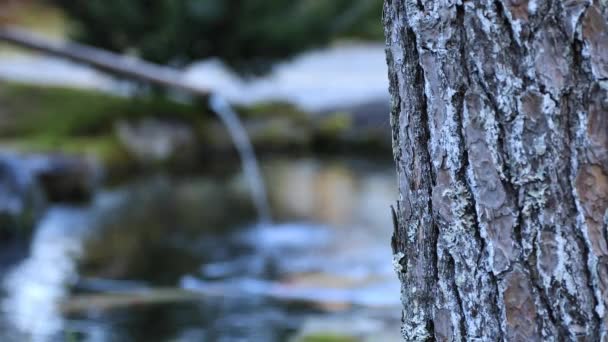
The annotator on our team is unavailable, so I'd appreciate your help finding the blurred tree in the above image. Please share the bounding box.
[53,0,383,74]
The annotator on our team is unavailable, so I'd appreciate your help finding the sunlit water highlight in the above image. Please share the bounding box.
[1,193,122,341]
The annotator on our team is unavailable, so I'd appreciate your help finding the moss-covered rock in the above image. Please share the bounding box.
[0,81,391,182]
[0,152,105,239]
[0,81,209,139]
[0,81,212,178]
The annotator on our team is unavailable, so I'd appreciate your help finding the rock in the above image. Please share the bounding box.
[33,154,101,203]
[115,118,196,164]
[0,153,101,238]
[0,154,45,238]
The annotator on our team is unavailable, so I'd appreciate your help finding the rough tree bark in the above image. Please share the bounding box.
[384,0,608,340]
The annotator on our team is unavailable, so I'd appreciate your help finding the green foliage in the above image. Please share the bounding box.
[52,0,383,74]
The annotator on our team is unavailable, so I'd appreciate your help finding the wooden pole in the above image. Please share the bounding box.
[0,26,210,96]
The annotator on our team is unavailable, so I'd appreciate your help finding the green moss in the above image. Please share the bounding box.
[0,81,209,139]
[316,112,352,136]
[0,81,213,181]
[6,135,126,162]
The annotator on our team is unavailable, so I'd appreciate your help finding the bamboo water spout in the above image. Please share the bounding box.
[0,26,272,222]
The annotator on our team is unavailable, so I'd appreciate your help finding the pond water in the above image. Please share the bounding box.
[0,157,401,342]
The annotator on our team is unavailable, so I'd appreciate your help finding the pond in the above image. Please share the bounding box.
[0,157,401,342]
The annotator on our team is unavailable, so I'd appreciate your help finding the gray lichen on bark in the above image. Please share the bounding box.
[384,0,608,340]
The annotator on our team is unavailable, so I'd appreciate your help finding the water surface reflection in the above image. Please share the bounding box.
[0,157,401,341]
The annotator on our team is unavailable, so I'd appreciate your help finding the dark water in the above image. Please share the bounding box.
[0,157,401,342]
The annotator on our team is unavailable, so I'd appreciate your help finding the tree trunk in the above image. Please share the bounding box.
[384,0,608,340]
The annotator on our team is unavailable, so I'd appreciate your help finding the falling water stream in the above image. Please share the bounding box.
[208,94,272,224]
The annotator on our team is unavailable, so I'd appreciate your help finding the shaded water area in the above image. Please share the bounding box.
[0,157,401,341]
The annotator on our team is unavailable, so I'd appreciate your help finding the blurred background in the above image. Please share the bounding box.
[0,1,399,341]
